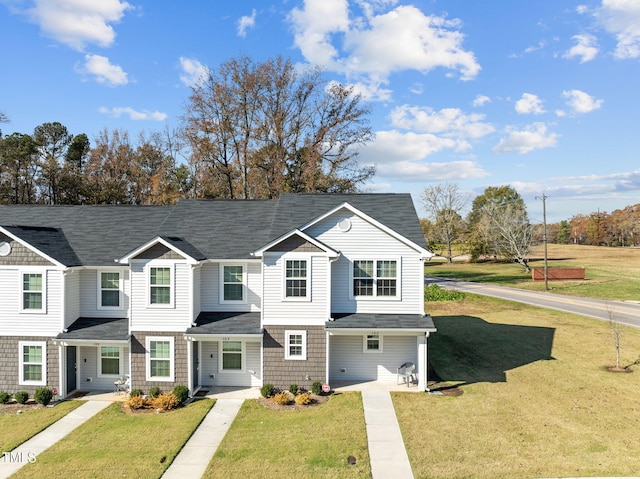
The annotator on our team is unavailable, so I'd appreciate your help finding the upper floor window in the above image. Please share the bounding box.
[149,266,172,306]
[353,259,398,298]
[221,264,245,303]
[22,272,44,311]
[285,259,308,299]
[19,341,46,385]
[99,271,121,309]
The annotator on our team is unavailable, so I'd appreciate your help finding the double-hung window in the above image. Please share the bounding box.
[221,341,243,370]
[221,265,245,303]
[146,337,174,381]
[99,346,120,376]
[285,259,308,299]
[149,266,172,306]
[353,259,398,298]
[99,271,121,308]
[285,330,307,360]
[19,341,46,385]
[22,272,43,311]
[364,334,383,353]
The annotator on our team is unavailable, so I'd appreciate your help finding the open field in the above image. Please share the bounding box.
[426,244,640,301]
[396,295,640,479]
[10,399,214,479]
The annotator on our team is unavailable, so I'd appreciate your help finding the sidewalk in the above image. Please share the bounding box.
[0,400,110,479]
[362,390,414,479]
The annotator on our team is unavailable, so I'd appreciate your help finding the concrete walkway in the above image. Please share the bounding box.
[362,390,414,479]
[161,398,243,479]
[0,400,110,479]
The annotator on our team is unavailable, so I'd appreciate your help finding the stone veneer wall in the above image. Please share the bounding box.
[0,336,59,395]
[263,325,326,390]
[130,331,189,394]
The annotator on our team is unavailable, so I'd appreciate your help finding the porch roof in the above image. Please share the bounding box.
[55,317,129,342]
[327,313,436,332]
[186,311,262,336]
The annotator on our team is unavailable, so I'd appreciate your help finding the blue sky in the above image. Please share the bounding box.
[1,0,639,223]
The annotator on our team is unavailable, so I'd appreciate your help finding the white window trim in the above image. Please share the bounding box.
[147,263,174,308]
[97,270,124,310]
[97,345,123,378]
[20,270,46,313]
[145,336,174,382]
[285,330,307,360]
[350,257,401,300]
[19,341,46,386]
[219,263,247,304]
[363,334,383,353]
[282,255,311,301]
[218,339,245,373]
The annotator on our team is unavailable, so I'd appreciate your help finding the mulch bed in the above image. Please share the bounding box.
[0,400,46,414]
[256,393,330,410]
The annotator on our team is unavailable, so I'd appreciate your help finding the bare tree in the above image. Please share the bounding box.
[485,203,536,272]
[421,183,469,263]
[608,305,622,369]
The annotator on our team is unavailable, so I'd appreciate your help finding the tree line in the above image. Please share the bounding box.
[0,55,373,206]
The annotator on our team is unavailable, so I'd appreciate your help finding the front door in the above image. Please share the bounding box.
[66,346,77,393]
[192,342,199,389]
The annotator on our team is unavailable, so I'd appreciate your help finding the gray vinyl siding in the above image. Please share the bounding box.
[77,345,130,391]
[199,262,261,312]
[305,209,424,315]
[78,269,130,318]
[199,340,261,387]
[261,254,329,326]
[329,335,418,382]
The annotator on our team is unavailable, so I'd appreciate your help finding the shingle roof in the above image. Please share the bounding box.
[56,317,129,341]
[327,313,436,331]
[0,193,428,266]
[187,311,262,335]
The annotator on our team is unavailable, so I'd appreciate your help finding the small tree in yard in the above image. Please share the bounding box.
[609,305,623,370]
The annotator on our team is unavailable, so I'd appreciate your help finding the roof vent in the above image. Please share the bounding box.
[0,241,11,257]
[337,218,352,232]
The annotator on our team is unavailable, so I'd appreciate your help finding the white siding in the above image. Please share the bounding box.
[77,345,129,391]
[193,266,201,318]
[200,340,260,387]
[305,210,424,315]
[0,268,63,336]
[199,262,261,312]
[261,254,328,326]
[329,335,418,382]
[64,270,80,329]
[130,260,192,331]
[78,269,130,318]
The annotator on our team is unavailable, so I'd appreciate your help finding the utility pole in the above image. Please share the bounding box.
[536,193,549,291]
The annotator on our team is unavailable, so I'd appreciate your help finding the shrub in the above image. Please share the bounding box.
[272,392,292,405]
[0,391,11,404]
[295,392,312,405]
[172,385,189,404]
[424,284,466,301]
[261,383,275,398]
[14,391,28,404]
[125,394,149,410]
[288,383,299,395]
[129,389,143,397]
[35,387,53,406]
[148,386,162,398]
[311,381,323,395]
[151,393,179,411]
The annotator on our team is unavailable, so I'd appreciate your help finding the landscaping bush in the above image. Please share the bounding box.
[295,392,312,405]
[288,383,299,395]
[272,392,292,406]
[125,394,149,410]
[424,284,466,301]
[35,387,53,406]
[129,389,143,397]
[151,393,179,411]
[172,385,189,404]
[311,381,323,395]
[0,391,11,404]
[261,383,275,398]
[148,386,162,398]
[14,391,28,404]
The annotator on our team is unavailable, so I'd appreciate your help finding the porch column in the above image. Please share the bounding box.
[417,334,428,391]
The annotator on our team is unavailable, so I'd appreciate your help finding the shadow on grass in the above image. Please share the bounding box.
[429,315,555,386]
[425,272,528,284]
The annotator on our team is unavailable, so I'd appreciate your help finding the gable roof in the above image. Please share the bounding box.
[0,193,429,266]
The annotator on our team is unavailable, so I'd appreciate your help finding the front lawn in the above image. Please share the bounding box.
[204,392,370,478]
[395,295,640,478]
[11,399,214,479]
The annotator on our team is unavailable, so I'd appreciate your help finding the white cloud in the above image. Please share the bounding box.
[376,159,489,182]
[78,54,128,86]
[576,5,589,15]
[237,9,256,38]
[473,95,491,107]
[493,122,559,154]
[515,93,545,115]
[99,106,167,121]
[563,34,599,62]
[596,0,640,59]
[179,57,209,87]
[562,89,603,113]
[24,0,131,50]
[389,105,495,139]
[362,130,467,165]
[288,1,480,97]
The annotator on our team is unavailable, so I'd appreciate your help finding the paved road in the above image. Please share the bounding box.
[425,276,640,329]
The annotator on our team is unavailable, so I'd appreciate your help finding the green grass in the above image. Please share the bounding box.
[203,392,371,478]
[426,243,640,301]
[11,399,215,479]
[395,295,640,479]
[0,400,83,453]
